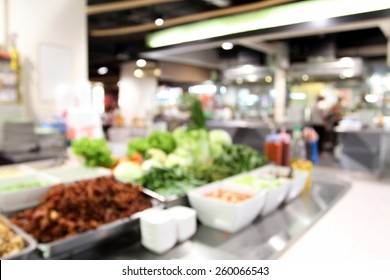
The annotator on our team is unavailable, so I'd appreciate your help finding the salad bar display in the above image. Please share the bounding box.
[0,123,323,259]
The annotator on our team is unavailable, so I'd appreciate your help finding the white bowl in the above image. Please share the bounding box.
[0,173,59,212]
[250,165,308,202]
[259,181,290,216]
[285,169,309,201]
[187,182,266,233]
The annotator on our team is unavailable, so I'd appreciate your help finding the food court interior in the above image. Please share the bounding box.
[0,0,390,260]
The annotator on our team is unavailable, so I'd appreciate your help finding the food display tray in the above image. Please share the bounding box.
[142,188,189,208]
[41,165,112,183]
[36,212,145,259]
[0,172,60,213]
[0,163,36,179]
[1,216,37,260]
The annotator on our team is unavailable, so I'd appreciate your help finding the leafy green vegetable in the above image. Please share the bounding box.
[72,138,115,168]
[208,129,232,159]
[127,138,150,157]
[172,127,210,166]
[136,167,205,197]
[188,164,233,183]
[213,144,268,175]
[147,131,176,154]
[141,159,163,172]
[232,176,284,190]
[180,94,206,130]
[113,161,143,183]
[145,148,167,163]
[127,131,176,157]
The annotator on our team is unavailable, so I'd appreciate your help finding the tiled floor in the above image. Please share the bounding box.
[279,166,390,259]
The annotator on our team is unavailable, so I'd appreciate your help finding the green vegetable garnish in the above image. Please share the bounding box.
[71,138,115,168]
[136,167,205,197]
[0,180,51,193]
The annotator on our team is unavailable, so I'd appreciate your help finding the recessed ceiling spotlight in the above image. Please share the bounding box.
[97,66,108,75]
[134,69,144,78]
[301,74,309,81]
[265,76,273,83]
[221,42,234,50]
[136,59,147,67]
[154,18,164,26]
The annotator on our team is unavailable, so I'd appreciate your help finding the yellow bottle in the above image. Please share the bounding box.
[291,159,313,191]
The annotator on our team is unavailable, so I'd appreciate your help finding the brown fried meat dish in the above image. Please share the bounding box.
[11,176,151,243]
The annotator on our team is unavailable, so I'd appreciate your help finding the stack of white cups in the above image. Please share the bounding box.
[166,206,197,242]
[140,206,197,254]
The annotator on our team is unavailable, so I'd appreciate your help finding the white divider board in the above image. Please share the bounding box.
[66,107,104,140]
[38,43,71,102]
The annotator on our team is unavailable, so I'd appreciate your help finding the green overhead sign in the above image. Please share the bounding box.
[146,0,390,48]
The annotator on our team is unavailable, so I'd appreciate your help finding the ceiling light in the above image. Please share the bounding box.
[154,18,164,26]
[136,59,147,67]
[153,68,162,77]
[242,64,255,73]
[365,94,378,103]
[290,92,307,100]
[301,74,309,81]
[97,66,108,75]
[247,74,258,82]
[341,69,354,78]
[134,69,144,78]
[221,42,234,50]
[265,76,273,83]
[189,84,217,95]
[339,57,355,67]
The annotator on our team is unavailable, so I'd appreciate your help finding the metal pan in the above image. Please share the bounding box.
[36,212,144,259]
[142,188,189,208]
[1,216,37,260]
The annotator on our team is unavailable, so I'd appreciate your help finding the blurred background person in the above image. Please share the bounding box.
[327,97,345,150]
[310,95,327,156]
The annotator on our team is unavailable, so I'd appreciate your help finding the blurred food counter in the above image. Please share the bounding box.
[335,127,390,177]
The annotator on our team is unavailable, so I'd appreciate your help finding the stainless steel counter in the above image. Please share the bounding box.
[29,171,350,260]
[336,128,390,177]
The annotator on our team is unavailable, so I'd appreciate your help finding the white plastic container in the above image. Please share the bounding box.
[285,169,309,201]
[187,182,266,233]
[0,173,59,212]
[251,165,308,202]
[140,209,177,254]
[41,165,111,183]
[166,206,197,242]
[259,180,290,216]
[0,164,35,179]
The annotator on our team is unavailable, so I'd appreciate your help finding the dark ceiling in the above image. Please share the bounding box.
[87,0,388,84]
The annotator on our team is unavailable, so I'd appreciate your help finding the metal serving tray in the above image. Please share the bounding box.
[142,188,189,208]
[1,216,37,260]
[37,211,145,259]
